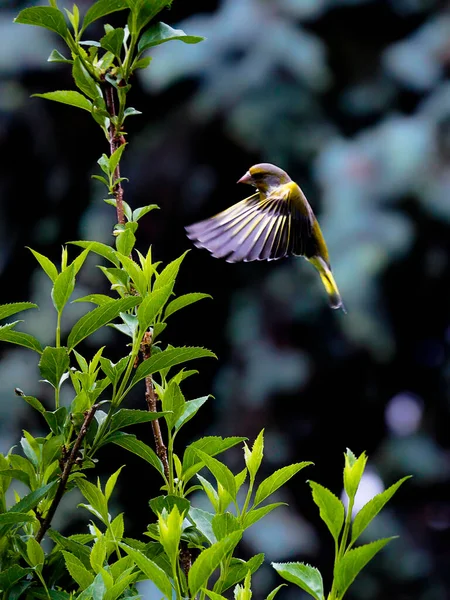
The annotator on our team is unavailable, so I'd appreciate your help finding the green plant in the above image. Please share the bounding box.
[0,2,409,599]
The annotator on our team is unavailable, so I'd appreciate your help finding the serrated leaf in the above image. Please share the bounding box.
[334,538,395,597]
[131,204,158,221]
[76,479,108,524]
[48,48,72,64]
[308,481,345,545]
[105,465,125,502]
[343,451,367,501]
[0,302,38,321]
[165,292,212,319]
[138,22,204,53]
[5,480,56,515]
[0,565,33,592]
[14,6,68,38]
[105,432,163,475]
[39,346,69,389]
[245,429,264,481]
[132,346,216,387]
[120,543,173,599]
[116,253,147,295]
[74,294,114,306]
[0,469,31,488]
[189,507,216,544]
[90,536,107,573]
[221,553,265,593]
[183,436,246,477]
[116,228,135,257]
[137,285,172,333]
[265,584,287,600]
[242,503,286,529]
[212,512,240,541]
[100,27,125,57]
[174,395,209,431]
[351,476,411,544]
[68,296,141,350]
[27,537,44,567]
[0,329,43,353]
[51,263,75,312]
[69,241,120,266]
[188,531,242,597]
[63,551,94,588]
[28,248,59,282]
[82,0,129,32]
[194,450,236,501]
[109,409,165,434]
[0,512,36,527]
[161,380,184,431]
[154,251,188,291]
[272,562,324,600]
[47,530,91,567]
[72,56,101,100]
[33,91,92,112]
[254,462,312,506]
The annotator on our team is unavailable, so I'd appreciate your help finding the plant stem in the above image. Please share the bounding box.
[36,404,99,544]
[105,84,126,226]
[141,331,170,480]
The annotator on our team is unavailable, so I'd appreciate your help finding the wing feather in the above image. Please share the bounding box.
[185,184,315,262]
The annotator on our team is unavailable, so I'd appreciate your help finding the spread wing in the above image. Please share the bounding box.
[185,184,316,263]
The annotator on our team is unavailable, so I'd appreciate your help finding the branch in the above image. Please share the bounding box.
[105,85,126,226]
[141,331,170,480]
[36,404,99,544]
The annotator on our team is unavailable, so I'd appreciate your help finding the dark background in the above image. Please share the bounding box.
[1,0,450,598]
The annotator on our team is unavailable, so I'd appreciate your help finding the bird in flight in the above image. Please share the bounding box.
[185,163,345,312]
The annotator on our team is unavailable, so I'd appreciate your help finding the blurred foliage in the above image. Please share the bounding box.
[0,0,449,599]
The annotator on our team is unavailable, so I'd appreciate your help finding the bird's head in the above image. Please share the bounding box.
[237,163,292,194]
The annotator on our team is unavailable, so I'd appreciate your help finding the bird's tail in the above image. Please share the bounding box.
[308,256,346,313]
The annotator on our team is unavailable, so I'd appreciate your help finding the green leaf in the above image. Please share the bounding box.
[105,465,125,502]
[183,436,246,477]
[254,462,313,506]
[131,56,152,70]
[33,91,93,112]
[90,536,107,573]
[48,48,72,64]
[242,503,286,529]
[120,543,173,599]
[82,0,129,32]
[138,22,204,53]
[161,380,184,431]
[132,346,216,387]
[265,584,287,600]
[74,294,114,306]
[272,562,324,600]
[116,228,135,257]
[149,495,190,518]
[69,241,120,266]
[221,553,265,593]
[165,292,212,319]
[351,476,411,544]
[76,479,109,524]
[308,481,345,545]
[0,566,33,593]
[106,432,163,475]
[343,451,367,501]
[67,296,141,350]
[44,406,68,435]
[188,531,242,597]
[72,57,101,101]
[189,507,216,544]
[109,408,165,434]
[137,284,173,333]
[0,468,31,488]
[244,430,264,481]
[194,450,236,501]
[174,395,209,431]
[39,346,70,389]
[77,572,106,600]
[100,28,125,58]
[6,480,57,514]
[154,251,188,291]
[212,512,240,541]
[132,0,172,34]
[0,329,43,353]
[99,356,128,386]
[14,6,68,38]
[116,253,147,296]
[47,530,91,567]
[51,263,75,312]
[0,302,38,321]
[109,143,127,175]
[63,551,95,589]
[28,248,59,281]
[27,537,45,567]
[131,204,158,221]
[334,538,395,597]
[0,512,36,526]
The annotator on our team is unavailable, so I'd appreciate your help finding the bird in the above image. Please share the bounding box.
[185,163,345,312]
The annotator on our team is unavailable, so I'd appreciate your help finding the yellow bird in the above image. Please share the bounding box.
[185,163,345,312]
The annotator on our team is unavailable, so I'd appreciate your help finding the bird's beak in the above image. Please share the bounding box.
[237,171,252,185]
